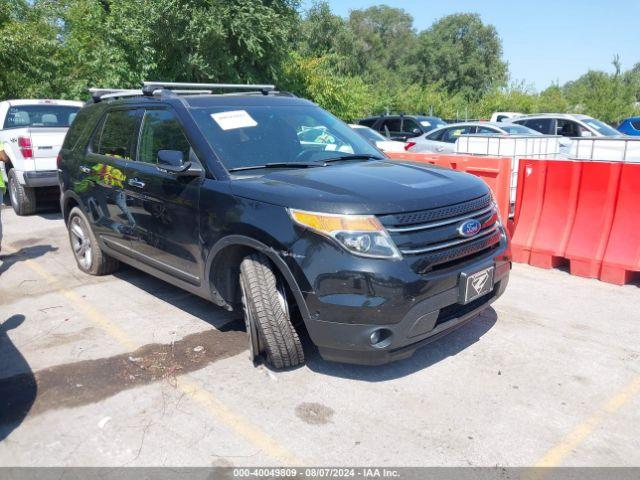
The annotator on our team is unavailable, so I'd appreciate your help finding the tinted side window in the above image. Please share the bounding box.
[402,118,420,133]
[138,109,190,164]
[630,121,640,130]
[94,109,141,160]
[382,119,402,132]
[521,118,553,134]
[556,120,580,137]
[427,128,446,141]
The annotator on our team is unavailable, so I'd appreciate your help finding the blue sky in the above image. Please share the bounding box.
[302,0,640,91]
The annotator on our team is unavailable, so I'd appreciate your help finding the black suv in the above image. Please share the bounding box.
[58,82,510,368]
[359,114,447,142]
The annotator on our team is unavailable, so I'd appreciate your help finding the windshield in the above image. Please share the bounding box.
[582,118,620,137]
[191,105,381,171]
[499,124,542,135]
[353,126,387,143]
[3,104,80,129]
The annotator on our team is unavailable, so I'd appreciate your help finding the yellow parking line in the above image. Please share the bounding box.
[4,244,303,466]
[534,375,640,467]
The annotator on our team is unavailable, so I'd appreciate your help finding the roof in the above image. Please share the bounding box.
[4,99,84,107]
[184,94,315,108]
[513,113,593,121]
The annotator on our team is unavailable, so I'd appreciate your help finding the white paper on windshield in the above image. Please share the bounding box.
[420,121,431,127]
[210,110,257,130]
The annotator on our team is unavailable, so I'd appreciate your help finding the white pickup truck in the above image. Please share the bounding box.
[0,99,83,215]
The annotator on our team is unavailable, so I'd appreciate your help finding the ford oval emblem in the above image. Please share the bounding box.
[457,219,482,237]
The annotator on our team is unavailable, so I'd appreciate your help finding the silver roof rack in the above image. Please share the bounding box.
[89,87,214,103]
[142,81,276,92]
[89,81,280,103]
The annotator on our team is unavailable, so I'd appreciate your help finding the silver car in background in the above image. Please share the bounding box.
[408,121,541,154]
[509,113,622,138]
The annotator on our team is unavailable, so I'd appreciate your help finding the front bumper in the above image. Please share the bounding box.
[289,232,511,365]
[23,170,59,188]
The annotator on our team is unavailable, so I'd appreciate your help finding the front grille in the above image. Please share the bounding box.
[379,194,502,268]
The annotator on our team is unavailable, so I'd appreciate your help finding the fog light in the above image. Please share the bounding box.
[369,328,392,348]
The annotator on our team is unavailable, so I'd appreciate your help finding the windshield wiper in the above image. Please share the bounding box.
[318,154,384,164]
[228,162,324,172]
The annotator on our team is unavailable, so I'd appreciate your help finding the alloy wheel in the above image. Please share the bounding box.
[70,216,93,270]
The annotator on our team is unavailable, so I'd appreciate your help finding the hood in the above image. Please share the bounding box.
[229,160,490,215]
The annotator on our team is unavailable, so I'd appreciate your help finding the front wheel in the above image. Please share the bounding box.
[239,253,304,369]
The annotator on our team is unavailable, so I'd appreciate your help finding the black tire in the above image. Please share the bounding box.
[239,253,304,369]
[67,206,119,275]
[8,169,36,216]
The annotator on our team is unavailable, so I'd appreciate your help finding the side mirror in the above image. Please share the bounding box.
[412,128,422,136]
[158,149,184,168]
[156,149,197,175]
[580,130,594,138]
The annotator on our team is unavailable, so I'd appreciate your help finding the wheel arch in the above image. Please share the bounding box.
[205,235,311,323]
[61,191,83,225]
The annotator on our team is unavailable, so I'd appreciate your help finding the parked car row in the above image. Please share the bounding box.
[358,114,447,142]
[408,122,540,154]
[354,112,633,155]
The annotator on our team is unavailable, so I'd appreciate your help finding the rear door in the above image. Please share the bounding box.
[80,108,142,251]
[123,107,203,284]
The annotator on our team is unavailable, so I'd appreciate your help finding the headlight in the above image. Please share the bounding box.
[289,209,402,259]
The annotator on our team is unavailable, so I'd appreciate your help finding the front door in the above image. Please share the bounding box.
[123,108,202,285]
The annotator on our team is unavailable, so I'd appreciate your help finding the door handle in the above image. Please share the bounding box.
[128,178,146,189]
[436,146,445,152]
[80,165,91,174]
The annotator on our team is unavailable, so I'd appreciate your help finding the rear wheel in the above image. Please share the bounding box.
[67,206,119,275]
[8,169,36,216]
[239,253,304,369]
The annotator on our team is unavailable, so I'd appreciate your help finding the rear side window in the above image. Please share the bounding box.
[381,118,402,132]
[631,121,640,130]
[138,109,191,164]
[519,118,553,134]
[92,109,141,160]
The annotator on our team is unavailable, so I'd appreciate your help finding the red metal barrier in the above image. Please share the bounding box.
[510,159,547,263]
[600,163,640,285]
[564,162,622,279]
[386,152,511,223]
[528,161,582,269]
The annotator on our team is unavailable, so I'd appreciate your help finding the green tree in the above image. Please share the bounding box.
[340,5,417,80]
[413,13,507,99]
[281,54,372,121]
[0,1,61,98]
[536,85,569,113]
[564,69,636,123]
